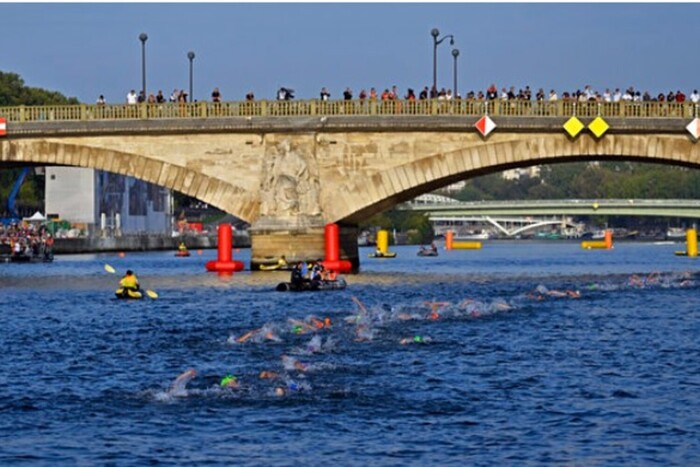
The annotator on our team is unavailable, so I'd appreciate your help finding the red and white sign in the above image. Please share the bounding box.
[686,118,700,140]
[0,117,6,136]
[475,115,496,137]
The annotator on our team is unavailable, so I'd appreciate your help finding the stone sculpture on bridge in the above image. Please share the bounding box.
[259,140,321,220]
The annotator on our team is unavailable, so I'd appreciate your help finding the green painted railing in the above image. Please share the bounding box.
[0,100,698,122]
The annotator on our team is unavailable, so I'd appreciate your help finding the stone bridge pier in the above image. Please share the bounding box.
[248,138,360,271]
[249,219,360,272]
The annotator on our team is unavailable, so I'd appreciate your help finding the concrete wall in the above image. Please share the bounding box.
[53,232,250,254]
[45,167,95,223]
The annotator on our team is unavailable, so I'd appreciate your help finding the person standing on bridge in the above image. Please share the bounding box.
[691,90,700,104]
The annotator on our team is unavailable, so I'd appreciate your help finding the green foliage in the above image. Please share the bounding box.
[0,71,79,106]
[360,210,434,244]
[451,162,700,201]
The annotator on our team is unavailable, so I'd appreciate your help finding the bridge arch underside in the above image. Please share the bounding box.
[333,133,700,224]
[0,140,257,223]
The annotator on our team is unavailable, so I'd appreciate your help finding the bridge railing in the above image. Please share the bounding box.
[0,100,698,122]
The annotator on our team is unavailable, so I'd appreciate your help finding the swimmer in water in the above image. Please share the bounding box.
[235,329,259,343]
[354,323,376,342]
[288,318,316,334]
[259,370,279,379]
[399,335,432,345]
[281,354,307,372]
[168,368,197,396]
[529,285,580,299]
[220,374,240,389]
[307,316,333,329]
[274,379,306,397]
[424,301,449,320]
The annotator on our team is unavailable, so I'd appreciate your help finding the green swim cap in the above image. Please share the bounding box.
[220,375,237,386]
[413,335,423,343]
[293,325,303,334]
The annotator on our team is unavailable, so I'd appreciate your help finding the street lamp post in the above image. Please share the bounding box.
[431,28,454,96]
[139,33,148,99]
[452,48,460,98]
[187,51,195,102]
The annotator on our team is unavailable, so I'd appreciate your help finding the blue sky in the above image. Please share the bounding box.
[2,3,699,104]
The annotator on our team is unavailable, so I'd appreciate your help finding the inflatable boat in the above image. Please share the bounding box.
[275,278,347,292]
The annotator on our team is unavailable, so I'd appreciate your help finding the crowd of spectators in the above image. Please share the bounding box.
[292,84,700,104]
[0,222,54,260]
[97,84,699,106]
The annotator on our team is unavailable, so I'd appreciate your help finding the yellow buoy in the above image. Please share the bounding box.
[581,240,608,249]
[451,241,482,250]
[687,228,698,257]
[377,230,389,254]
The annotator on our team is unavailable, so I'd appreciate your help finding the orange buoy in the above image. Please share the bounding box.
[445,231,454,250]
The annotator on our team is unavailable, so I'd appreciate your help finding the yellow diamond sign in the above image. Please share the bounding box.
[563,116,584,138]
[588,116,609,138]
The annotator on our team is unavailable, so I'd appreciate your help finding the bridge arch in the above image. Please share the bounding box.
[0,139,259,222]
[332,133,700,224]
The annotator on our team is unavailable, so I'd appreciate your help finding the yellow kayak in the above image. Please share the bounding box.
[115,287,143,299]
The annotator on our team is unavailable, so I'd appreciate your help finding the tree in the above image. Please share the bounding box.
[0,71,79,106]
[0,71,80,212]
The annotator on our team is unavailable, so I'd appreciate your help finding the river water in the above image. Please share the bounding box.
[1,241,699,465]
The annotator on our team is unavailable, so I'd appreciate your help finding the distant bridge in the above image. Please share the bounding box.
[403,198,700,219]
[429,215,584,238]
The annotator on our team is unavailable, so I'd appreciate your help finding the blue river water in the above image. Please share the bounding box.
[1,241,699,465]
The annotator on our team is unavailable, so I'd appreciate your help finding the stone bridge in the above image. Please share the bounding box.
[1,100,699,270]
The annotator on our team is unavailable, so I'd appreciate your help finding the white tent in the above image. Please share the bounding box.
[23,211,47,222]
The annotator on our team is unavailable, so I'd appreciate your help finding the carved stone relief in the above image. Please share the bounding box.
[259,140,321,219]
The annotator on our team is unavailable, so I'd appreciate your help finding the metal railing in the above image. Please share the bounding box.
[0,100,698,123]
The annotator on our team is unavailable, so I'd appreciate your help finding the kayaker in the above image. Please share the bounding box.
[119,270,140,291]
[178,242,188,252]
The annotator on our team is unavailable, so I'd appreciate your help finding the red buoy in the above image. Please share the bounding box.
[206,224,244,273]
[322,223,352,273]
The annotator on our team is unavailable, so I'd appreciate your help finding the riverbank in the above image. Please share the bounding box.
[52,232,250,254]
